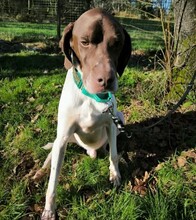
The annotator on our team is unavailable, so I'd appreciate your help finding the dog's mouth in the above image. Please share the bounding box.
[96,92,112,98]
[86,87,115,95]
[85,81,118,95]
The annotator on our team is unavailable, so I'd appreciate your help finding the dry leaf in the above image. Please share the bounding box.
[155,162,164,171]
[31,114,39,123]
[181,149,196,159]
[177,156,187,168]
[34,204,43,212]
[134,177,142,185]
[143,171,150,183]
[34,127,42,133]
[36,104,44,111]
[28,96,35,102]
[133,185,147,196]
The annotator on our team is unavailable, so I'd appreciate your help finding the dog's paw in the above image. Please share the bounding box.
[87,149,97,159]
[32,168,48,182]
[41,209,58,220]
[110,171,121,187]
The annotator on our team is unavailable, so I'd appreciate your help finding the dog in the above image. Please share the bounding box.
[35,8,131,219]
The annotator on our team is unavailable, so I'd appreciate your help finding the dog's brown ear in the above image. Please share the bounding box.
[117,29,131,76]
[59,22,74,70]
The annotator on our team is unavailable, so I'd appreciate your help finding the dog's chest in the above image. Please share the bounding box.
[76,102,110,133]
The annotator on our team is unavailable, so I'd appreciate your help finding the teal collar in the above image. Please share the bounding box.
[73,68,112,103]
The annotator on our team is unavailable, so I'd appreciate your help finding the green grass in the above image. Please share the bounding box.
[0,18,195,219]
[117,17,165,51]
[0,18,165,51]
[0,51,64,78]
[0,51,195,219]
[0,21,56,42]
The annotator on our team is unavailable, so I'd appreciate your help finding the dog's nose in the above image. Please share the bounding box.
[97,76,114,88]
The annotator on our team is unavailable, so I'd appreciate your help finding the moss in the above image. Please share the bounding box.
[167,33,196,101]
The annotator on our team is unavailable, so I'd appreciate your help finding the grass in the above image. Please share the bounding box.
[0,22,56,42]
[0,18,195,219]
[0,18,164,51]
[0,60,195,219]
[0,51,64,78]
[117,17,164,51]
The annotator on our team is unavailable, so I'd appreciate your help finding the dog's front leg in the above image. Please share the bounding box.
[107,122,121,187]
[41,136,67,220]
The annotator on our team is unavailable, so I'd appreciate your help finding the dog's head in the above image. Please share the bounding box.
[60,8,131,94]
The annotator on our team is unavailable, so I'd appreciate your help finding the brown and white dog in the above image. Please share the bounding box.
[36,8,131,219]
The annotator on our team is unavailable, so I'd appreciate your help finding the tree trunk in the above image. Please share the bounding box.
[170,0,196,101]
[173,0,196,68]
[56,0,61,41]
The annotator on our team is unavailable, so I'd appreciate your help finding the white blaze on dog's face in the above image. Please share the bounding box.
[60,8,131,94]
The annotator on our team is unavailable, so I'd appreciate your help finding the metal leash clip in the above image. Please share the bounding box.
[103,103,132,139]
[102,101,114,113]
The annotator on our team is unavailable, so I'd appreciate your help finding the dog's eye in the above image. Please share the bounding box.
[81,40,89,46]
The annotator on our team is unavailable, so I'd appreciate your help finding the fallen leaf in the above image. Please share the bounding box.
[34,127,42,133]
[134,177,142,186]
[177,156,187,168]
[133,185,147,196]
[31,114,39,123]
[181,149,196,159]
[34,204,43,212]
[28,96,35,102]
[143,171,150,182]
[155,162,164,171]
[36,104,44,111]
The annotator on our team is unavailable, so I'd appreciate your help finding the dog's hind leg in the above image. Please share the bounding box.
[33,151,52,181]
[32,143,54,181]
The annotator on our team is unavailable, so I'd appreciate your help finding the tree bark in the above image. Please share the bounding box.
[167,0,196,101]
[57,0,61,41]
[173,0,196,68]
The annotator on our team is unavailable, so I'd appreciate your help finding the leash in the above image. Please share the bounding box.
[103,102,132,139]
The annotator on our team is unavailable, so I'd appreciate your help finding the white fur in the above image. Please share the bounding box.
[40,67,122,219]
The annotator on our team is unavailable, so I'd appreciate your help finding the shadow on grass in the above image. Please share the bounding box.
[0,53,64,78]
[117,111,196,182]
[0,51,162,78]
[127,48,166,71]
